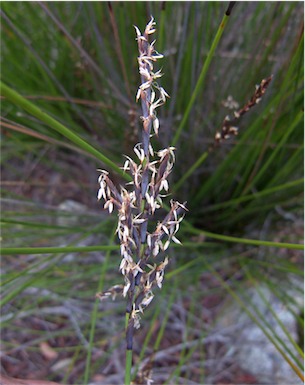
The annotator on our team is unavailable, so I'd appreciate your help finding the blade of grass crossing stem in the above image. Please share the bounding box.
[84,224,117,384]
[1,216,302,256]
[0,241,216,259]
[0,82,130,181]
[204,260,304,381]
[172,10,232,146]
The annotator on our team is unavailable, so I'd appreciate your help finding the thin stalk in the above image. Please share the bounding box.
[0,245,119,255]
[0,241,217,258]
[172,11,232,145]
[125,349,133,385]
[182,224,303,250]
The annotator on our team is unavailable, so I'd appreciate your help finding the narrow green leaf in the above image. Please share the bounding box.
[1,245,119,255]
[0,81,131,180]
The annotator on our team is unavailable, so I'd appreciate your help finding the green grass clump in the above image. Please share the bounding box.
[1,2,303,384]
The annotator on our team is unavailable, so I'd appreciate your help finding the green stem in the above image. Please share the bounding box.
[1,245,119,255]
[183,224,303,250]
[0,241,217,257]
[125,349,133,385]
[172,13,230,145]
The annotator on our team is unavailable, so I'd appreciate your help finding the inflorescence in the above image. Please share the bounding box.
[96,17,187,332]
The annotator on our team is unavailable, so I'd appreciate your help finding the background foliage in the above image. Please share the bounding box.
[1,2,304,384]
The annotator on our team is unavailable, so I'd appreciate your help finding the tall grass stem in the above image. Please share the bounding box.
[172,13,230,145]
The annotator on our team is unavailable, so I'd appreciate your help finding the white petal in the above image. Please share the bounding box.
[136,88,142,101]
[162,225,169,235]
[149,144,154,157]
[153,117,159,135]
[160,179,169,192]
[163,240,170,250]
[97,188,103,201]
[147,234,152,248]
[109,202,114,213]
[119,258,126,272]
[172,235,182,245]
[152,242,159,257]
[123,281,131,297]
[134,25,142,38]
